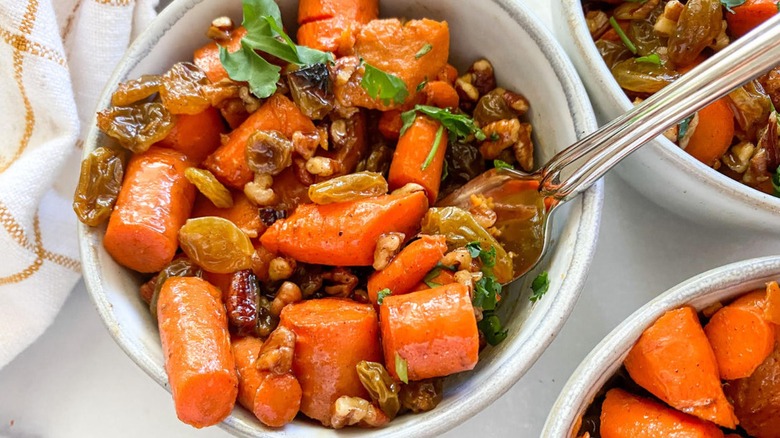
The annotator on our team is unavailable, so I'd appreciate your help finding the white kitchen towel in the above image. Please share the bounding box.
[0,0,158,369]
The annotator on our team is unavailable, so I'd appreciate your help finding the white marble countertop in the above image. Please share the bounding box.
[2,1,780,437]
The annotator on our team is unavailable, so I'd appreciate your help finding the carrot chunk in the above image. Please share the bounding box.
[191,191,264,239]
[600,388,725,438]
[157,107,225,164]
[388,114,448,204]
[726,0,779,39]
[378,110,403,140]
[104,147,195,273]
[280,298,381,425]
[297,18,358,55]
[157,277,237,428]
[684,99,735,167]
[298,0,378,25]
[204,94,316,189]
[260,191,429,266]
[367,235,447,304]
[624,306,739,428]
[193,27,247,83]
[764,281,780,324]
[380,283,479,381]
[705,292,776,380]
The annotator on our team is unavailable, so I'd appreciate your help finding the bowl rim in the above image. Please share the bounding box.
[541,255,780,438]
[558,0,780,215]
[78,0,604,436]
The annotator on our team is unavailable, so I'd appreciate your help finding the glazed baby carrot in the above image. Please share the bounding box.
[367,235,448,304]
[103,147,195,273]
[387,115,448,204]
[683,99,735,167]
[726,0,779,39]
[409,267,456,293]
[280,298,382,425]
[191,191,264,239]
[260,191,429,266]
[764,281,780,324]
[600,388,725,438]
[204,94,316,189]
[421,80,459,109]
[704,291,776,380]
[624,306,739,428]
[157,107,225,164]
[334,19,450,109]
[157,277,237,428]
[296,0,378,55]
[231,336,302,428]
[380,283,479,381]
[378,110,403,140]
[298,0,378,24]
[193,27,247,83]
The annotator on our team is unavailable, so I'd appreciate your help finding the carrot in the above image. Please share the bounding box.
[104,147,195,273]
[624,306,739,428]
[204,94,316,189]
[380,283,479,381]
[599,20,629,43]
[600,388,725,438]
[231,336,301,428]
[764,281,780,324]
[297,18,358,55]
[298,0,378,25]
[280,298,381,425]
[157,277,237,428]
[367,235,448,304]
[436,64,458,85]
[422,80,459,109]
[724,332,780,438]
[704,293,776,380]
[157,107,225,164]
[684,99,735,166]
[272,167,311,211]
[191,191,264,239]
[193,27,247,83]
[334,19,450,109]
[378,110,403,140]
[409,268,456,293]
[726,0,779,39]
[202,271,233,302]
[260,191,429,266]
[387,114,448,204]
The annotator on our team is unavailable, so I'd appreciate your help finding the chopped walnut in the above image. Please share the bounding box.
[206,16,233,42]
[330,396,389,429]
[502,89,530,116]
[239,86,262,113]
[613,0,660,20]
[743,148,771,187]
[306,156,339,177]
[268,257,296,281]
[454,269,483,298]
[677,113,700,151]
[322,267,358,297]
[292,131,322,160]
[468,59,496,96]
[455,75,479,111]
[723,141,756,174]
[654,0,684,37]
[585,10,609,39]
[244,173,278,206]
[440,249,472,270]
[373,232,405,270]
[255,326,296,374]
[480,118,521,159]
[663,125,679,143]
[469,194,497,229]
[270,281,303,317]
[391,183,426,196]
[513,122,534,172]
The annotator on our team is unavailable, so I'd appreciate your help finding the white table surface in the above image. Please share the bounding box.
[3,1,780,437]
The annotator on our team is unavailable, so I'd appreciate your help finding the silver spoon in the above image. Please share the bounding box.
[440,13,780,282]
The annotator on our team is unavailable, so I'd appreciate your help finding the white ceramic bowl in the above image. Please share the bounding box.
[541,255,780,437]
[552,0,780,233]
[79,0,603,436]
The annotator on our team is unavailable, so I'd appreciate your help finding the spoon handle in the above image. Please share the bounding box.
[539,13,780,203]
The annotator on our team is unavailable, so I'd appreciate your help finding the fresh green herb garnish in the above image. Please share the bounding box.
[465,241,482,258]
[465,241,496,267]
[220,0,333,98]
[421,125,445,170]
[494,159,514,170]
[376,288,392,305]
[441,159,449,181]
[361,61,409,106]
[474,275,502,311]
[490,132,500,141]
[415,43,433,59]
[423,267,443,288]
[478,313,508,346]
[721,0,747,13]
[395,352,409,384]
[635,53,662,66]
[416,79,429,93]
[678,114,695,141]
[609,16,637,55]
[401,105,486,141]
[530,271,550,303]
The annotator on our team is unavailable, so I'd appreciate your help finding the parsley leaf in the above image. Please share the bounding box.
[415,43,433,59]
[465,241,496,267]
[474,275,501,311]
[421,125,445,170]
[478,312,508,346]
[530,271,550,303]
[465,241,482,258]
[494,159,514,170]
[416,79,428,93]
[609,16,637,54]
[395,352,409,384]
[361,62,409,106]
[423,267,444,288]
[490,132,500,141]
[678,114,695,142]
[220,41,280,98]
[721,0,747,13]
[635,53,662,66]
[401,105,486,141]
[220,0,332,98]
[376,288,392,305]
